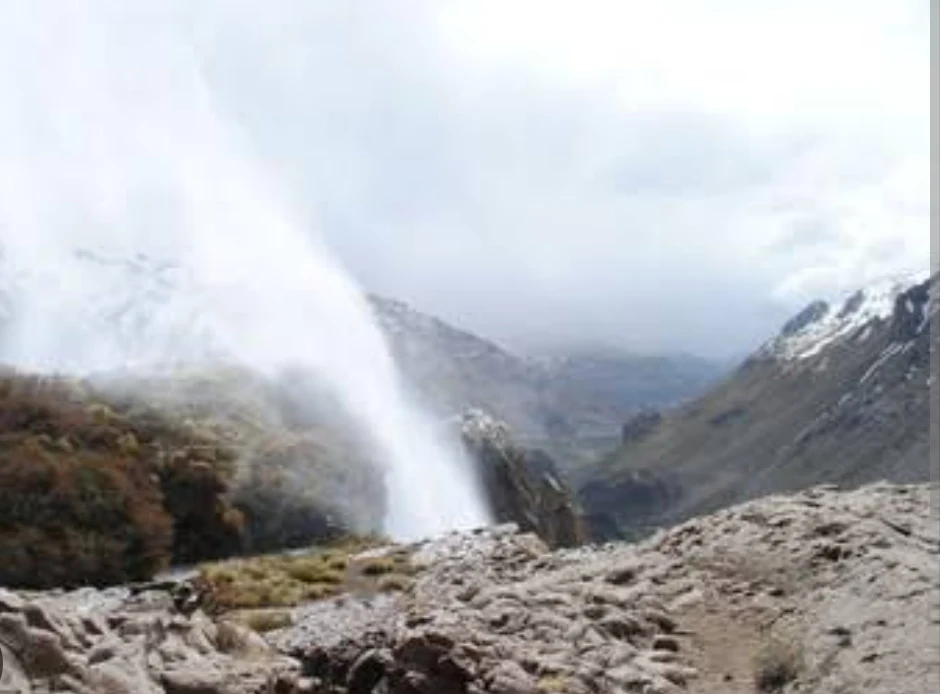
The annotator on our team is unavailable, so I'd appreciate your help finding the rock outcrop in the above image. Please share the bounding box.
[0,582,299,694]
[461,410,587,548]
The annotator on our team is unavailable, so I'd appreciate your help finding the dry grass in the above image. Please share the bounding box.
[199,553,344,609]
[537,675,572,692]
[360,556,398,577]
[753,630,804,692]
[198,536,416,612]
[233,610,293,633]
[377,573,412,593]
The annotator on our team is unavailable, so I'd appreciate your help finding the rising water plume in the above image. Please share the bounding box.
[0,4,490,540]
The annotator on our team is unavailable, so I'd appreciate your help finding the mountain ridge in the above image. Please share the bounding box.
[579,271,937,540]
[368,293,725,443]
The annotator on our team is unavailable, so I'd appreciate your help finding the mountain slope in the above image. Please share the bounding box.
[370,295,724,443]
[579,272,936,540]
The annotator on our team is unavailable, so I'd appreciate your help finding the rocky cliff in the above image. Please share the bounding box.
[460,410,587,548]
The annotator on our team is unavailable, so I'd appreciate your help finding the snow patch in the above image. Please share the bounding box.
[858,342,904,386]
[765,271,929,361]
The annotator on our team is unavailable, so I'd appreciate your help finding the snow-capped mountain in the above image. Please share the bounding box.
[580,271,937,540]
[763,270,933,361]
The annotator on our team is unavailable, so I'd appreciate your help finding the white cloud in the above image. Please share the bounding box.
[0,0,930,357]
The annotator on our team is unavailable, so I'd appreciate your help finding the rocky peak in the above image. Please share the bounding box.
[780,299,830,338]
[581,272,935,544]
[460,409,515,454]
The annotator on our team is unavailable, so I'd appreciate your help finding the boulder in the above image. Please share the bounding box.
[0,581,301,694]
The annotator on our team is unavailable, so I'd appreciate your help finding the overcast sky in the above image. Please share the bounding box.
[4,1,931,358]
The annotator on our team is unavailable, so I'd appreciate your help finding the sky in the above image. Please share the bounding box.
[2,0,932,359]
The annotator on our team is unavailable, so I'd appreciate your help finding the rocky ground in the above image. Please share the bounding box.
[2,482,937,694]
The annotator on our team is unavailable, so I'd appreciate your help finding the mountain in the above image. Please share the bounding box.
[579,272,936,540]
[370,295,725,446]
[533,348,724,416]
[0,250,723,451]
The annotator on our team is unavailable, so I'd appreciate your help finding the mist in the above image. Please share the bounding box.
[0,3,491,540]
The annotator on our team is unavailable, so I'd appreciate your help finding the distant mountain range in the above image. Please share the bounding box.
[369,295,725,443]
[578,271,937,540]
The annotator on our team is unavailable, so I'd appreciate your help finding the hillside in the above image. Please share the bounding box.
[579,272,937,540]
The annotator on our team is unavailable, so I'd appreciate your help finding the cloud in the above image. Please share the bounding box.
[1,0,930,358]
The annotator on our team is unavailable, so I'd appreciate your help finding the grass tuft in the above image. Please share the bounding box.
[753,631,804,692]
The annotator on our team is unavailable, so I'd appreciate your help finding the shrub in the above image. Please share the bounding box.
[360,557,398,577]
[0,439,172,587]
[0,366,392,589]
[0,370,243,588]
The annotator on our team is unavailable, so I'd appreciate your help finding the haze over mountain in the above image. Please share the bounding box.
[0,250,724,448]
[371,294,725,442]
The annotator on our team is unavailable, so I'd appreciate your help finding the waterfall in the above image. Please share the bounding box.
[0,3,491,540]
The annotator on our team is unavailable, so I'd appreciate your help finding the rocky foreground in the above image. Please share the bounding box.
[2,483,937,694]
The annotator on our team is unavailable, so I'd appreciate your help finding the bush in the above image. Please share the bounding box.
[0,366,391,589]
[0,370,244,588]
[0,437,172,587]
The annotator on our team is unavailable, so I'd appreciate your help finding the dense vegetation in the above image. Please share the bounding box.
[0,367,384,589]
[0,370,245,587]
